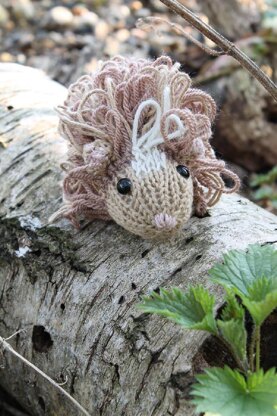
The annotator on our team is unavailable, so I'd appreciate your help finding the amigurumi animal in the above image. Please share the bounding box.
[50,56,240,239]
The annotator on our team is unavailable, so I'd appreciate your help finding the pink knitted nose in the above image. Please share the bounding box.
[154,213,177,230]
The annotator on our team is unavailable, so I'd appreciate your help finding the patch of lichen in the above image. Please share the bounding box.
[0,218,86,284]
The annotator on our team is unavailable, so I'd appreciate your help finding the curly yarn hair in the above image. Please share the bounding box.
[52,55,240,230]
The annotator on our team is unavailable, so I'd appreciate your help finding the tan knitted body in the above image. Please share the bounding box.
[106,161,193,239]
[50,55,240,240]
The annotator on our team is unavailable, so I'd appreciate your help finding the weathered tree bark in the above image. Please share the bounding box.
[196,0,261,40]
[0,64,276,416]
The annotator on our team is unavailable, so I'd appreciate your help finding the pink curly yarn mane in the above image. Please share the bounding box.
[55,55,240,227]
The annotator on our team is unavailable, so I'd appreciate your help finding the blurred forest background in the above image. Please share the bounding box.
[0,0,276,216]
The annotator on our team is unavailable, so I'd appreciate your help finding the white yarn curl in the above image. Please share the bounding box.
[131,86,187,176]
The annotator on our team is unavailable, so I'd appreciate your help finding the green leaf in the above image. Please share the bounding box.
[241,277,277,325]
[217,292,247,367]
[217,319,247,367]
[250,166,277,187]
[253,186,277,202]
[209,244,277,296]
[192,367,277,416]
[220,290,244,321]
[139,286,217,334]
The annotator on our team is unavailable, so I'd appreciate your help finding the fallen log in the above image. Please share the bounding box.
[0,64,276,416]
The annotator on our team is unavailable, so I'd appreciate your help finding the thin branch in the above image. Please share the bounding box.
[0,335,91,416]
[5,329,26,341]
[159,0,277,101]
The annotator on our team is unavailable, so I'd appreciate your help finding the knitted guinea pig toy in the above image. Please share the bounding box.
[50,56,240,239]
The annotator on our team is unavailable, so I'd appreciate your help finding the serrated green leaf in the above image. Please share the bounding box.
[241,277,277,325]
[192,367,277,416]
[139,286,217,334]
[217,319,247,366]
[209,244,277,296]
[247,276,277,301]
[217,292,247,367]
[221,290,244,321]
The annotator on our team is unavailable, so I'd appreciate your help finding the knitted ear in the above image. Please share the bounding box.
[83,140,112,176]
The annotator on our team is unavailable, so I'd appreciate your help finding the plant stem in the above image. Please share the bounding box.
[159,0,277,101]
[249,325,256,372]
[255,326,261,371]
[249,325,261,371]
[0,335,91,416]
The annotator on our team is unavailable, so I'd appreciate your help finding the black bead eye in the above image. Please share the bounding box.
[117,178,132,195]
[176,165,190,178]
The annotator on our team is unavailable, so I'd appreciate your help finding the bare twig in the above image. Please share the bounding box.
[0,335,91,416]
[159,0,277,101]
[4,329,26,341]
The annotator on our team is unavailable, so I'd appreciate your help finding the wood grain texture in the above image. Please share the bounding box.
[0,64,276,416]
